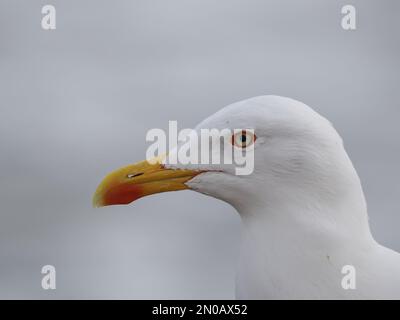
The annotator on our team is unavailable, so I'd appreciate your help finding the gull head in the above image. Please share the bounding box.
[93,95,365,225]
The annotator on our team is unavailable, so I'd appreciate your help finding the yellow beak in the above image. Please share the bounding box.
[92,158,200,207]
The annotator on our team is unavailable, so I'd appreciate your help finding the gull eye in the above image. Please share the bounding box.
[231,130,256,149]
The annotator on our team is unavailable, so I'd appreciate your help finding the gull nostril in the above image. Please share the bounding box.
[126,172,144,179]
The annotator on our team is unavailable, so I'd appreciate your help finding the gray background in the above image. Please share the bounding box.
[0,0,399,299]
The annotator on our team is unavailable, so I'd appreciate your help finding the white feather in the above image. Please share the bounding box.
[172,95,400,299]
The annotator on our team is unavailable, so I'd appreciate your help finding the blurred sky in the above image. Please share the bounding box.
[0,0,399,298]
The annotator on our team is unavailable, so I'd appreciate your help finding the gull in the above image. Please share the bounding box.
[93,95,400,299]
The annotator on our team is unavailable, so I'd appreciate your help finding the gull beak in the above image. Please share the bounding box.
[92,157,200,207]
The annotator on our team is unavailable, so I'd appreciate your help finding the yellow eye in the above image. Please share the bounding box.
[231,130,256,149]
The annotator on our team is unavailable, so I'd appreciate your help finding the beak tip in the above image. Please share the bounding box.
[92,158,198,209]
[92,192,104,208]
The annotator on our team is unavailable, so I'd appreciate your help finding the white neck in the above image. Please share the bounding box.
[234,154,377,299]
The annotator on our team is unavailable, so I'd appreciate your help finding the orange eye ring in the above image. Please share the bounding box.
[231,130,256,149]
